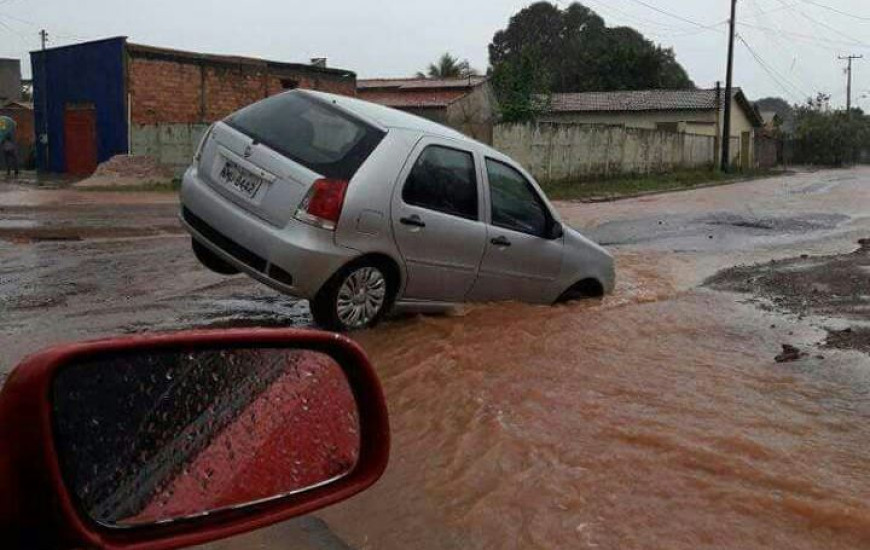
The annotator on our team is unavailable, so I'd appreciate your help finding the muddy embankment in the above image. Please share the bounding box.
[706,239,870,355]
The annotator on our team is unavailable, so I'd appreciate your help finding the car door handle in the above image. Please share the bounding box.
[491,236,512,247]
[400,215,426,228]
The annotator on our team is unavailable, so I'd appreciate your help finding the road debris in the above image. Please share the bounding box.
[775,344,807,363]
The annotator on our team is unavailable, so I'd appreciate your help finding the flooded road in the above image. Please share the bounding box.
[2,169,870,548]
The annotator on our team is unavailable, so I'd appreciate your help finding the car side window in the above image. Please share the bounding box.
[486,159,549,238]
[402,145,478,221]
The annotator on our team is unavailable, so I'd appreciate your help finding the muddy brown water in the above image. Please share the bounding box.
[312,276,870,549]
[3,171,870,549]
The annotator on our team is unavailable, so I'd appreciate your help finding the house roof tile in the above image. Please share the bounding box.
[357,76,488,91]
[547,88,763,126]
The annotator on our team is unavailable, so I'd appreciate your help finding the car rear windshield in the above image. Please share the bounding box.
[225,91,386,181]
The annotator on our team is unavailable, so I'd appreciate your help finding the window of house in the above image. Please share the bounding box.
[486,159,549,238]
[402,145,478,220]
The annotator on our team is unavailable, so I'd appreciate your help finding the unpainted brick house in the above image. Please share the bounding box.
[357,76,498,144]
[31,37,356,174]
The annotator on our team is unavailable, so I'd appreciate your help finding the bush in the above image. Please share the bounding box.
[791,107,870,166]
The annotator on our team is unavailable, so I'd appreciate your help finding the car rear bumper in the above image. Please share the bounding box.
[180,167,358,299]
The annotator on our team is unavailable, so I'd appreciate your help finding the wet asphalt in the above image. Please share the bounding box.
[1,167,869,549]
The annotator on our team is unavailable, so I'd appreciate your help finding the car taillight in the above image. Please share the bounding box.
[295,179,349,231]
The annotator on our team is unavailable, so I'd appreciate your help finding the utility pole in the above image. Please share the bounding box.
[721,0,738,172]
[839,54,862,112]
[39,29,50,172]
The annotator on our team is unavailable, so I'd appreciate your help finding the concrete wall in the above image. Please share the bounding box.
[540,96,757,168]
[130,123,210,173]
[0,59,21,103]
[493,122,718,183]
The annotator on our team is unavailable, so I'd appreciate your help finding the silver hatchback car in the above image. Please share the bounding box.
[180,90,615,331]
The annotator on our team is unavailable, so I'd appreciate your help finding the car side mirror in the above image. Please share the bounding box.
[0,329,389,550]
[548,221,564,240]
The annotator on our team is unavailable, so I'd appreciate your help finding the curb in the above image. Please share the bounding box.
[564,171,792,204]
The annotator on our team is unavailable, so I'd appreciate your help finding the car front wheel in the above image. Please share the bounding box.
[311,261,396,331]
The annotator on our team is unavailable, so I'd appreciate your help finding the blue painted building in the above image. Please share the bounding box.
[31,37,356,175]
[31,37,129,174]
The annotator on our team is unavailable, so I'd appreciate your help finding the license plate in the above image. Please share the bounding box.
[219,160,264,199]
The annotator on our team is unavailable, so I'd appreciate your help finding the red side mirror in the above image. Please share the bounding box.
[0,329,389,549]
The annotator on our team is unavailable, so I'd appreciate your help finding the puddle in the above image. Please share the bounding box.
[590,212,850,249]
[0,219,38,229]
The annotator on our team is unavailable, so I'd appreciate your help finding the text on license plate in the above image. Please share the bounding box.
[219,160,264,199]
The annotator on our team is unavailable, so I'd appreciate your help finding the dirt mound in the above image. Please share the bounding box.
[75,155,176,189]
[94,155,175,179]
[705,239,870,355]
[705,239,870,321]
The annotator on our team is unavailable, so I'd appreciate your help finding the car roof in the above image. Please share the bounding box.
[301,89,483,144]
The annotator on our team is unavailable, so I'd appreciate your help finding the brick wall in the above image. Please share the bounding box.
[129,57,202,125]
[128,53,356,125]
[203,64,266,121]
[127,49,356,172]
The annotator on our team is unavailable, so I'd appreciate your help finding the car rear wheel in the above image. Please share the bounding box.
[311,261,396,331]
[192,238,240,275]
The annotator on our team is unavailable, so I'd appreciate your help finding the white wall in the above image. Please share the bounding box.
[493,122,717,182]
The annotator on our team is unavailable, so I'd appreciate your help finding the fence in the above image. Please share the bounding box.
[754,135,779,169]
[493,122,718,183]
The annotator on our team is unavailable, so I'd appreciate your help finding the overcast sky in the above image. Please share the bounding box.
[2,0,868,108]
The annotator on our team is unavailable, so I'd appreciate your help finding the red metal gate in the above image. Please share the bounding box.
[63,103,97,176]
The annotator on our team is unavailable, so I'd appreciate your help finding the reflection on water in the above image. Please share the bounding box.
[318,259,870,550]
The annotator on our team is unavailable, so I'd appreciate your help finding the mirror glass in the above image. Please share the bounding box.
[51,347,360,528]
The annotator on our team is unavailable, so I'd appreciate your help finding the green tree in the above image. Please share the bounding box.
[489,2,694,96]
[491,46,552,123]
[792,100,870,166]
[417,53,477,79]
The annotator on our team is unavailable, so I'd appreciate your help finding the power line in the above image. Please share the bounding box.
[738,21,870,49]
[583,0,689,31]
[0,10,35,26]
[0,13,29,44]
[800,0,870,22]
[0,11,89,42]
[744,0,824,94]
[623,0,724,31]
[737,33,812,102]
[746,1,800,18]
[779,0,870,48]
